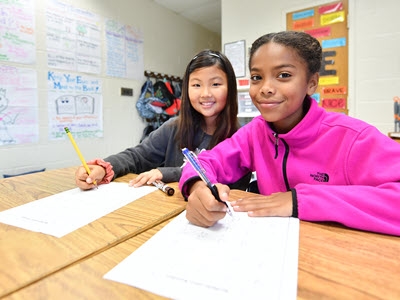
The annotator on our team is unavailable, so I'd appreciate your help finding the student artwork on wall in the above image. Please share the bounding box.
[0,0,146,150]
[47,71,103,140]
[105,19,144,80]
[0,65,39,146]
[0,0,36,64]
[46,0,102,74]
[287,0,348,115]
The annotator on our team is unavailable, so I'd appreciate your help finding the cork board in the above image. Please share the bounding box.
[286,0,348,114]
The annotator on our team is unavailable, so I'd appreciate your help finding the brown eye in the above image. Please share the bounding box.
[278,73,291,78]
[250,75,261,81]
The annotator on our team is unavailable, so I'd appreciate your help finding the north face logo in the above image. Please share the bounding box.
[310,172,329,182]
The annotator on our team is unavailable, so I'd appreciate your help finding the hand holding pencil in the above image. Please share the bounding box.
[65,127,100,190]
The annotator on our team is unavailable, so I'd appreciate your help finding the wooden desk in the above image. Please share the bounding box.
[4,190,400,299]
[5,220,173,300]
[297,221,400,299]
[0,167,186,298]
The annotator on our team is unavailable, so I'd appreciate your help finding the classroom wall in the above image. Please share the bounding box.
[222,0,400,135]
[0,0,220,176]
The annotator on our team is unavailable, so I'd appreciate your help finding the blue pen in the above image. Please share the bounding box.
[182,148,232,216]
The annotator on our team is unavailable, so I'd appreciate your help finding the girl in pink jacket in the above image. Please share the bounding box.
[179,31,400,236]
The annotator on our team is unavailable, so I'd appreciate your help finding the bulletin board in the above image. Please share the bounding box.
[286,0,348,114]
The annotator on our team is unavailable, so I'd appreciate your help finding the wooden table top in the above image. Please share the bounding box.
[3,189,400,300]
[5,220,173,300]
[0,167,186,298]
[297,220,400,299]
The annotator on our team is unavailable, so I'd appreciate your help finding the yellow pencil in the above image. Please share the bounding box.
[64,127,98,188]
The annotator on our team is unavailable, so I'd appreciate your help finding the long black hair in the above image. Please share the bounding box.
[176,49,239,150]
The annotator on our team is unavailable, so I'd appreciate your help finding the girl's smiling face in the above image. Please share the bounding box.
[249,42,319,133]
[188,65,228,132]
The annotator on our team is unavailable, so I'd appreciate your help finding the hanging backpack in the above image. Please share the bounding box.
[136,79,165,120]
[153,80,175,108]
[163,80,181,116]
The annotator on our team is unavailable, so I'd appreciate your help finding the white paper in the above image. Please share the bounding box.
[104,211,299,300]
[0,182,157,238]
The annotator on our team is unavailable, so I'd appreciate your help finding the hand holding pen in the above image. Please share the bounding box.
[182,148,233,217]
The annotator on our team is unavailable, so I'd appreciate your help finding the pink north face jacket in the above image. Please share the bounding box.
[180,97,400,236]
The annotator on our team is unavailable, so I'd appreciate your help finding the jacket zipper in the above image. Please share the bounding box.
[273,133,279,159]
[273,133,291,191]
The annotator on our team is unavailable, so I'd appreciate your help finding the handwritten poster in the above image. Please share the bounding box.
[0,0,36,64]
[47,71,103,140]
[224,40,246,77]
[0,65,38,145]
[46,0,101,74]
[105,19,144,79]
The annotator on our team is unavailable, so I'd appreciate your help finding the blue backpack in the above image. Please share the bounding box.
[136,79,167,120]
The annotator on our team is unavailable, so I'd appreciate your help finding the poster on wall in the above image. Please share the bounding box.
[0,0,36,64]
[224,40,246,78]
[47,71,103,140]
[46,0,102,74]
[0,65,38,146]
[105,19,144,80]
[286,0,348,114]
